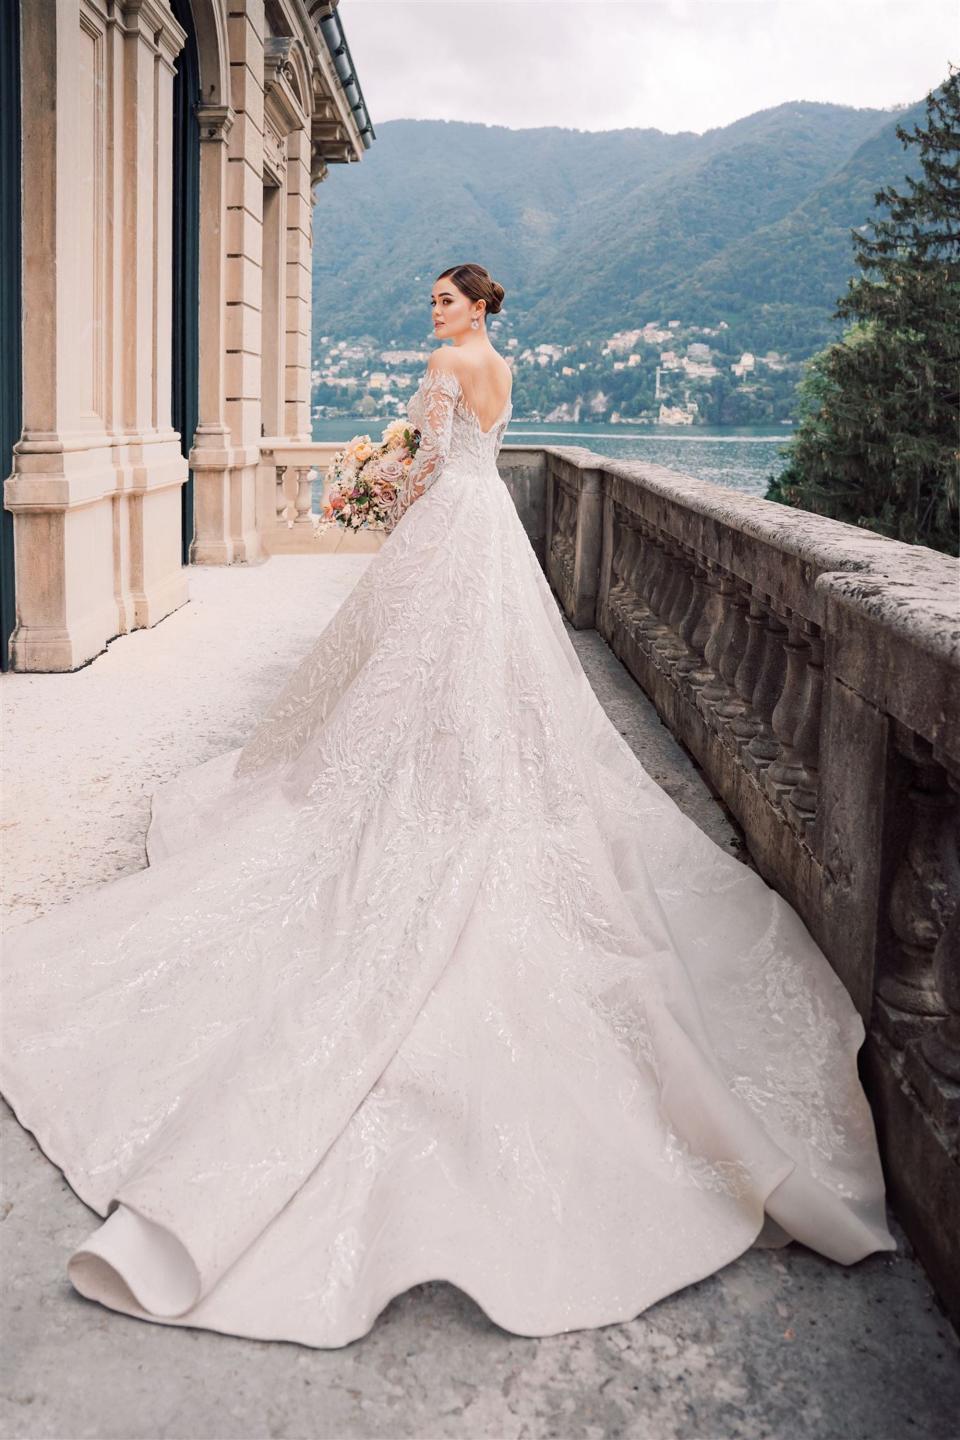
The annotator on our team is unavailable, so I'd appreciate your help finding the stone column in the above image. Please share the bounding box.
[255,33,310,531]
[189,101,235,564]
[284,126,313,441]
[6,0,188,671]
[216,0,266,564]
[117,0,191,628]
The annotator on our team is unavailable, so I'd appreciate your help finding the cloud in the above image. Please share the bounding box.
[341,0,956,134]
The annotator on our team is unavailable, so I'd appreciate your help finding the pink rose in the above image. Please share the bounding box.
[378,457,404,484]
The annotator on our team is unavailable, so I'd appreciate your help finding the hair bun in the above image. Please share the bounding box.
[436,264,506,318]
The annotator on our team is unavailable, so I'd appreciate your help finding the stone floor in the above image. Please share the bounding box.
[2,556,958,1440]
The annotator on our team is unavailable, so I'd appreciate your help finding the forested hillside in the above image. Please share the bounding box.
[312,100,923,358]
[635,100,930,357]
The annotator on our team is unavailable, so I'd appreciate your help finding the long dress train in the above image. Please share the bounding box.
[0,364,895,1348]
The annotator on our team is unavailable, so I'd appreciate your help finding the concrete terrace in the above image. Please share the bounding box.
[2,555,959,1440]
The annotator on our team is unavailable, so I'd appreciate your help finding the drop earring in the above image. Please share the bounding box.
[470,316,480,330]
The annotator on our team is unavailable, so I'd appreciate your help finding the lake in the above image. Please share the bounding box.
[311,417,796,499]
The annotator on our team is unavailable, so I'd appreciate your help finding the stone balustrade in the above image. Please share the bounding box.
[258,440,340,552]
[258,439,389,554]
[497,442,960,1327]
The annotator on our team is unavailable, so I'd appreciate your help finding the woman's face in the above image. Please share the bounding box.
[431,280,483,340]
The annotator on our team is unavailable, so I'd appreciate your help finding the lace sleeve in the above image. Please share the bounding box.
[387,367,459,531]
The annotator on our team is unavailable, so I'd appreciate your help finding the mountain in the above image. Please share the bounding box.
[631,98,929,355]
[311,119,699,343]
[310,98,927,362]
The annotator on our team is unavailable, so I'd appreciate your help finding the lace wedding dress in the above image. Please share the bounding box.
[0,364,895,1348]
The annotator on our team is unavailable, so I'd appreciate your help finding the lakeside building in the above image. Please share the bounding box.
[0,0,373,672]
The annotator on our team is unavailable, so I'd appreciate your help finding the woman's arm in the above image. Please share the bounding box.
[386,363,459,531]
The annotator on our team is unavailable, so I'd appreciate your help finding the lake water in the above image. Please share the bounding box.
[311,417,796,499]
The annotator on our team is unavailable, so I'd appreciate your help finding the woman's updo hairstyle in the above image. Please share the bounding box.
[437,263,505,317]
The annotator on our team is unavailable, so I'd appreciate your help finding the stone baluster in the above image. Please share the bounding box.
[687,562,725,693]
[697,573,741,716]
[921,765,960,1084]
[552,486,572,552]
[636,529,672,642]
[645,530,676,624]
[675,557,712,676]
[275,463,292,525]
[649,540,682,644]
[877,729,954,1041]
[666,542,695,630]
[681,560,718,678]
[763,610,813,807]
[784,624,824,834]
[713,578,748,725]
[294,467,315,525]
[621,520,651,618]
[744,605,789,771]
[714,581,752,729]
[549,484,577,601]
[652,541,694,663]
[624,519,648,588]
[606,518,644,643]
[563,485,577,540]
[549,488,564,551]
[609,517,633,597]
[728,593,773,749]
[623,525,647,610]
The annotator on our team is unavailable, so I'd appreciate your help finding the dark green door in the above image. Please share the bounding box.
[0,0,21,669]
[171,0,200,565]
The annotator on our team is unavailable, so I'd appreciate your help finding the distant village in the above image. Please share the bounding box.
[311,319,802,429]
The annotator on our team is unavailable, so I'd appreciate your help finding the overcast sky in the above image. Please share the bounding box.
[341,0,955,135]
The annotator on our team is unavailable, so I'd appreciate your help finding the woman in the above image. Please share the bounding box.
[0,263,895,1349]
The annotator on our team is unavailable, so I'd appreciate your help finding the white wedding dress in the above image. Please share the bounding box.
[0,364,895,1348]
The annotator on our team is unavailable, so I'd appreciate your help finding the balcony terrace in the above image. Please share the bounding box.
[1,440,958,1437]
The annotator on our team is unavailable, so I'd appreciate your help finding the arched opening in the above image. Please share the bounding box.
[171,0,201,564]
[0,0,21,669]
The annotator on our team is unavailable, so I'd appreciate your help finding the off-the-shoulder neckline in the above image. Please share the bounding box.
[419,366,512,436]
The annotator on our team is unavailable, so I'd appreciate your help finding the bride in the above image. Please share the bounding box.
[0,262,895,1349]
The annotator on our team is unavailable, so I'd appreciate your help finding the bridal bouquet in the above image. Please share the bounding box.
[313,418,420,534]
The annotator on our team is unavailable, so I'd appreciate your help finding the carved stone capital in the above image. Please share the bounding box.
[196,104,235,144]
[120,0,187,68]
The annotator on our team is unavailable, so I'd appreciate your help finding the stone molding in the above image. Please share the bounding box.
[119,0,188,70]
[196,103,235,143]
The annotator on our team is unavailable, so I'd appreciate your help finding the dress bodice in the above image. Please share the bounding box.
[384,365,512,533]
[406,367,513,477]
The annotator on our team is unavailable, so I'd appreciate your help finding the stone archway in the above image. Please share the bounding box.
[187,0,230,107]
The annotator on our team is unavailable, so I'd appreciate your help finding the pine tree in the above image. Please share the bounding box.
[766,68,959,554]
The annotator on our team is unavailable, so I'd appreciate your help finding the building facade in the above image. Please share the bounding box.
[0,0,372,671]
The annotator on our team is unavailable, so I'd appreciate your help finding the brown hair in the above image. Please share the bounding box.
[436,263,505,317]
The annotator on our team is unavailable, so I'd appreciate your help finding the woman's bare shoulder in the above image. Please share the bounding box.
[426,348,459,377]
[428,346,510,386]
